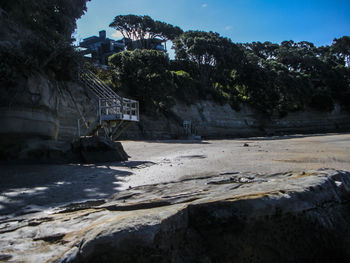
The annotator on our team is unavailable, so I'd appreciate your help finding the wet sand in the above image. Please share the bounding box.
[0,133,349,216]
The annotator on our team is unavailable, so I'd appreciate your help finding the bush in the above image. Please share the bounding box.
[109,49,175,114]
[309,88,334,111]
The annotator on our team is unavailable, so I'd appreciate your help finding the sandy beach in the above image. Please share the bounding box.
[0,133,349,216]
[121,133,350,187]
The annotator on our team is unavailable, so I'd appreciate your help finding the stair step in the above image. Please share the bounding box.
[77,68,139,139]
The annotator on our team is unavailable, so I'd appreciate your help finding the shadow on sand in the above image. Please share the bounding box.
[0,161,151,217]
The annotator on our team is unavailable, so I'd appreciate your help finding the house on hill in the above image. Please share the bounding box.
[79,30,167,65]
[79,30,125,65]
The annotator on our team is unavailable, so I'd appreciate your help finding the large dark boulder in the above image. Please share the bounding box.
[73,136,129,163]
[0,136,128,164]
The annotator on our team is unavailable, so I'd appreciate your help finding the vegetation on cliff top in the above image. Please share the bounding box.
[0,3,349,116]
[110,14,183,47]
[100,15,350,115]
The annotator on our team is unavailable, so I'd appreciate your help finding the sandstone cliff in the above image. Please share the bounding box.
[1,69,350,150]
[120,100,350,140]
[0,4,93,155]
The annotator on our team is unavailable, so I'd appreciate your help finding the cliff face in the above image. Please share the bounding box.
[0,14,57,146]
[0,3,91,151]
[120,100,350,140]
[172,101,350,138]
[54,95,350,141]
[0,74,60,143]
[1,75,349,146]
[0,12,93,148]
[0,74,102,161]
[56,82,97,142]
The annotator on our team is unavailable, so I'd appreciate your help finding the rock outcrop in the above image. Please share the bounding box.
[0,8,96,150]
[56,82,97,142]
[0,169,349,262]
[0,74,60,145]
[73,136,129,163]
[0,136,128,164]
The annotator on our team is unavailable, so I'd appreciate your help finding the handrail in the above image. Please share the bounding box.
[81,74,118,99]
[77,68,140,138]
[81,70,121,99]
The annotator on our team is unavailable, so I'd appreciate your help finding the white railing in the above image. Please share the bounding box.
[98,97,139,121]
[80,70,121,99]
[77,69,139,138]
[80,69,139,122]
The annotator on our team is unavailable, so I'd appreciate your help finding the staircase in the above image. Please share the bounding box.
[77,69,139,140]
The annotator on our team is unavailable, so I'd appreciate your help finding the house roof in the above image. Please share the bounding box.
[80,37,115,48]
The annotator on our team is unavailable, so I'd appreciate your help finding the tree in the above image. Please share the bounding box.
[106,18,349,115]
[243,41,279,60]
[1,0,89,38]
[109,49,175,113]
[1,0,90,80]
[318,39,350,110]
[109,15,183,49]
[173,30,243,87]
[331,36,350,66]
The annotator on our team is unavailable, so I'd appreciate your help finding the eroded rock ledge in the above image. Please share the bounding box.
[0,136,128,164]
[0,169,349,263]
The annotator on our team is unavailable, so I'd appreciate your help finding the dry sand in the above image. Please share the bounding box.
[120,133,350,188]
[0,133,349,216]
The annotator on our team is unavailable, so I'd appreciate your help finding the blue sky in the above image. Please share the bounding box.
[75,0,350,51]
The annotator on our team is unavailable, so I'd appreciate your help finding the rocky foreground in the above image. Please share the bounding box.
[0,168,349,263]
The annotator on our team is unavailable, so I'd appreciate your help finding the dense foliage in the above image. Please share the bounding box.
[105,25,349,115]
[0,0,90,84]
[109,14,183,49]
[109,49,175,114]
[236,37,350,113]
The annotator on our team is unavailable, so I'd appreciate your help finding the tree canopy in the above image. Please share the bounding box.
[1,0,89,38]
[0,0,90,82]
[109,14,183,48]
[172,30,244,88]
[102,27,349,115]
[173,31,237,67]
[331,36,350,66]
[108,49,176,113]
